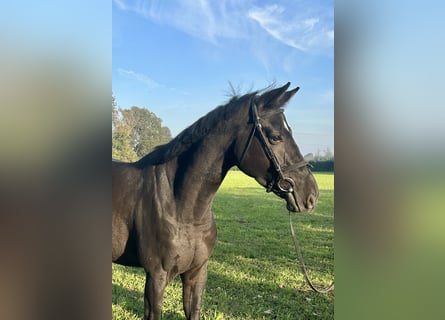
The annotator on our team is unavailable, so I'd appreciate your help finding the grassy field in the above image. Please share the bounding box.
[112,171,334,319]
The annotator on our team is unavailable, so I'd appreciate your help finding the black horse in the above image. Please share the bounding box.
[112,82,319,320]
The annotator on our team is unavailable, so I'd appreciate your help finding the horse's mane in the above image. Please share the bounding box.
[134,91,258,168]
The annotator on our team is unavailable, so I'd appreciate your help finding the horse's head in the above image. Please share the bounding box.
[235,82,319,213]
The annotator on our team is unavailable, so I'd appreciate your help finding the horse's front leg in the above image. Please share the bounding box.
[180,261,209,320]
[144,271,168,320]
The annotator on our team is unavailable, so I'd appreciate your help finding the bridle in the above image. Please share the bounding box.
[239,98,310,195]
[239,98,335,293]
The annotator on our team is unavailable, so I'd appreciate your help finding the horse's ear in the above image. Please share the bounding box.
[277,86,300,108]
[257,82,299,110]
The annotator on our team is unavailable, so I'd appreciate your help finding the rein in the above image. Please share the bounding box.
[240,98,334,294]
[289,211,335,293]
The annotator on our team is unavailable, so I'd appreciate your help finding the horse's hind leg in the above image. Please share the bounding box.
[180,262,209,320]
[144,271,167,320]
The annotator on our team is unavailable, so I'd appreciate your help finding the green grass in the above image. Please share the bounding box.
[113,171,334,319]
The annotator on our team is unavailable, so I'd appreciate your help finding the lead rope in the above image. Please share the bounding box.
[289,211,334,293]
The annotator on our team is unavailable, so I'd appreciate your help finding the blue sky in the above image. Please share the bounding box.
[112,0,333,155]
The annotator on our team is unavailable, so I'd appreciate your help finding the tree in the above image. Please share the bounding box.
[324,147,334,160]
[112,95,118,131]
[310,147,334,172]
[314,147,334,161]
[120,106,172,157]
[112,96,172,161]
[112,98,137,161]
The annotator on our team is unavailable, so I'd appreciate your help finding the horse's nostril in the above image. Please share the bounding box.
[306,194,316,210]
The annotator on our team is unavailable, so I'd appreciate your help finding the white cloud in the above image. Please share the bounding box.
[113,0,128,10]
[303,18,319,30]
[113,0,248,44]
[113,0,333,53]
[247,3,333,52]
[117,68,162,89]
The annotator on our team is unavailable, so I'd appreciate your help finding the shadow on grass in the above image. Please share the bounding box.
[204,270,334,319]
[112,283,142,318]
[113,274,333,320]
[112,283,185,320]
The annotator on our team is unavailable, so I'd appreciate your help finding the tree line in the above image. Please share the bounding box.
[308,148,334,172]
[112,95,172,162]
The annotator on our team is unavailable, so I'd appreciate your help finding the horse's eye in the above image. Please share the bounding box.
[269,134,282,144]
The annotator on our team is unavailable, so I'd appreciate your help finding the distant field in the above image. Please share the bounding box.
[113,171,334,319]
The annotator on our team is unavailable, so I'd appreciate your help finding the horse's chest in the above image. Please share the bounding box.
[159,224,216,274]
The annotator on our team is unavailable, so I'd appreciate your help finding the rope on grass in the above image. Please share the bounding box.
[289,211,334,293]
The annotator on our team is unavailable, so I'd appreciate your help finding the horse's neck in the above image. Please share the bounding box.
[173,134,234,221]
[180,137,232,193]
